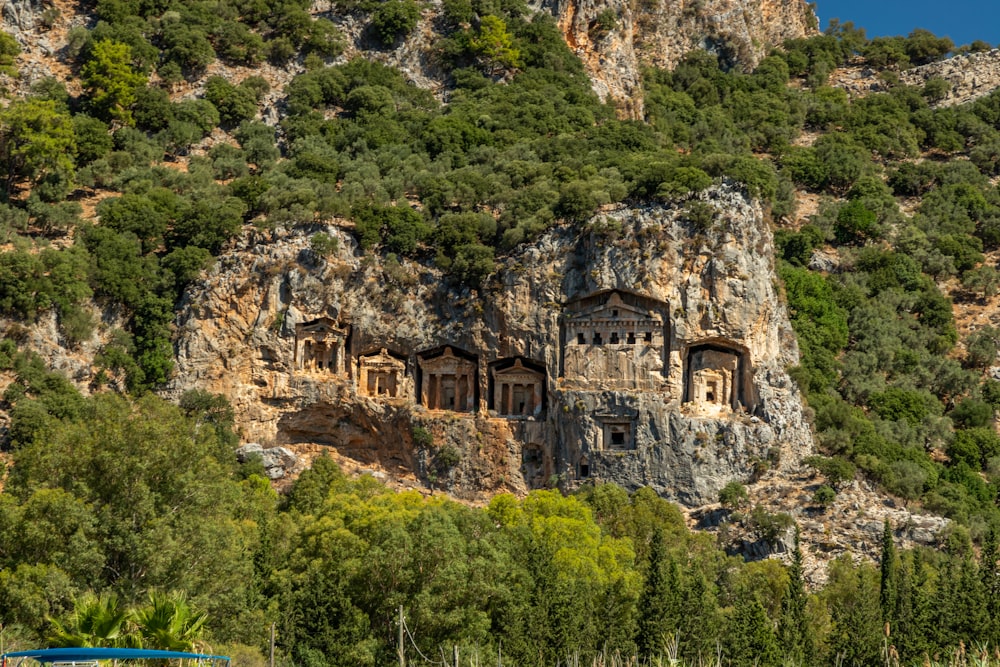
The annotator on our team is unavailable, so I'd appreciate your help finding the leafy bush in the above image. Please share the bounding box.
[812,484,836,506]
[370,0,420,46]
[412,425,433,448]
[719,480,749,509]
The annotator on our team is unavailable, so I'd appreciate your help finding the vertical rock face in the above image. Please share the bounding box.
[168,183,813,506]
[534,0,818,117]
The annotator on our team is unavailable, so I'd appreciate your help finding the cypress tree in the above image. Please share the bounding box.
[948,555,989,647]
[893,549,937,663]
[827,561,882,666]
[678,570,721,662]
[778,527,813,665]
[982,527,1000,644]
[725,588,781,667]
[879,518,899,627]
[636,527,679,659]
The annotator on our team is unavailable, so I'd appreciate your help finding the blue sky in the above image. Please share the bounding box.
[813,0,999,47]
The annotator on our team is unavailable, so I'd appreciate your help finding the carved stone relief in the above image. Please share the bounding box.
[684,344,746,413]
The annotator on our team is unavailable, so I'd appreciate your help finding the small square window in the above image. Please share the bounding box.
[593,333,603,345]
[644,331,653,343]
[577,333,585,344]
[626,332,636,344]
[609,332,620,344]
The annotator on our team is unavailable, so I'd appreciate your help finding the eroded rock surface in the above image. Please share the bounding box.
[168,182,814,506]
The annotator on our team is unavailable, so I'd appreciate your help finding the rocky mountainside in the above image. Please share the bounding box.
[168,183,812,506]
[537,0,817,117]
[547,0,817,117]
[0,0,975,581]
[0,0,817,119]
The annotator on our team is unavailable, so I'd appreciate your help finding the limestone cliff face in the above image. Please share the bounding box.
[168,183,813,506]
[534,0,818,117]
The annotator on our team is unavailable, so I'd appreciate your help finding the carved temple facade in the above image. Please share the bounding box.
[683,342,752,413]
[294,318,350,375]
[357,348,408,399]
[289,293,756,428]
[417,347,478,412]
[560,290,669,391]
[489,358,546,417]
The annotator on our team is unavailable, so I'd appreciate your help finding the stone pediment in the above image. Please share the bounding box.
[564,290,665,322]
[294,317,350,374]
[418,347,478,412]
[492,358,545,382]
[359,348,406,370]
[358,348,409,399]
[296,317,347,336]
[489,358,546,418]
[418,346,477,373]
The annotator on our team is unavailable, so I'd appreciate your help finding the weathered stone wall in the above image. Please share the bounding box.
[168,182,814,506]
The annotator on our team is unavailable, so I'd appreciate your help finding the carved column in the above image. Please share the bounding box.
[467,371,475,412]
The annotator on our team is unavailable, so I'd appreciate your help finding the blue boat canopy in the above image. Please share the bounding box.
[1,649,229,664]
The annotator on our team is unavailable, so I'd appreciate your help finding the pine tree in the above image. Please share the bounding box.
[778,527,814,665]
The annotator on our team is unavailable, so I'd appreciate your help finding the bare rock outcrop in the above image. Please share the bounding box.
[168,182,814,506]
[899,49,1000,107]
[691,470,950,585]
[536,0,818,117]
[830,50,1000,108]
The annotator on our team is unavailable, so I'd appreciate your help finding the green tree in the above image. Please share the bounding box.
[635,527,679,659]
[725,588,780,667]
[81,40,148,125]
[0,99,76,199]
[8,393,265,631]
[468,15,522,74]
[370,0,419,46]
[823,556,882,666]
[879,519,899,625]
[778,528,813,665]
[718,480,749,509]
[982,528,1000,644]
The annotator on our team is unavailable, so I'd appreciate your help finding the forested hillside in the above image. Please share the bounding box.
[4,0,1000,661]
[1,388,999,667]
